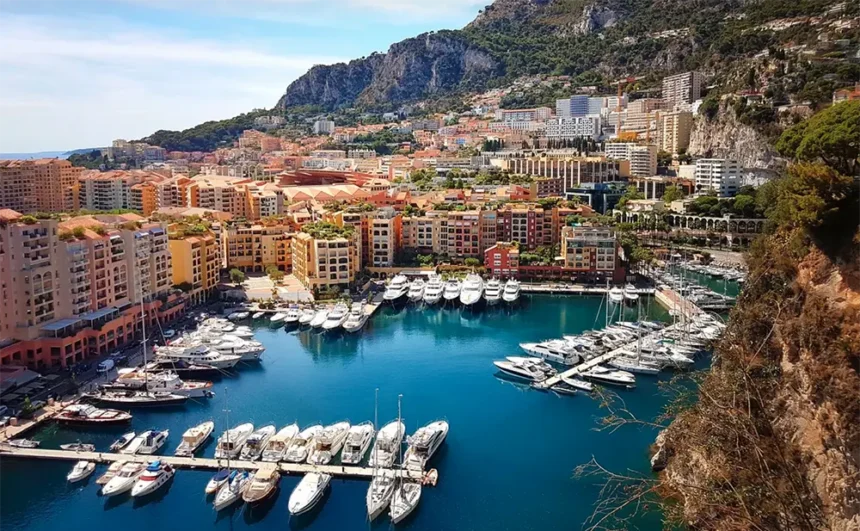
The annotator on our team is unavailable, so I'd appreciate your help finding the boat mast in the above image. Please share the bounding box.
[396,394,402,485]
[137,247,149,395]
[224,388,231,472]
[372,388,378,480]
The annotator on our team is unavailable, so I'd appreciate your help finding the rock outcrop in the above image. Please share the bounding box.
[688,107,785,176]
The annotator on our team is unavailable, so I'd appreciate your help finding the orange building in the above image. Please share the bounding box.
[0,159,81,213]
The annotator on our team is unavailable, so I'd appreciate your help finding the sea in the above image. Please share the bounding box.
[1,295,693,531]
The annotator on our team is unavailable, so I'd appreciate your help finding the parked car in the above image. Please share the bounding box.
[163,329,176,339]
[96,359,115,374]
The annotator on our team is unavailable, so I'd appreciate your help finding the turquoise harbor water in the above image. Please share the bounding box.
[1,296,681,531]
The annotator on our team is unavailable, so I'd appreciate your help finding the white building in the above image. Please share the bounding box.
[313,119,335,135]
[662,72,704,107]
[604,143,657,177]
[555,95,589,117]
[695,159,741,197]
[545,117,601,140]
[496,107,552,122]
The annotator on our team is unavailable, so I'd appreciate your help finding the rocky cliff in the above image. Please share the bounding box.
[688,106,785,175]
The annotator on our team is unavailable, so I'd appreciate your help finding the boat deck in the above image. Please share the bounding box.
[0,447,427,481]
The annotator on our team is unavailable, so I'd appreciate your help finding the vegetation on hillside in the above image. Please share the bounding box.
[140,110,271,152]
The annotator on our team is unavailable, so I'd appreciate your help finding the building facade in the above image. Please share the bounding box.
[694,159,741,197]
[484,242,520,279]
[662,71,704,107]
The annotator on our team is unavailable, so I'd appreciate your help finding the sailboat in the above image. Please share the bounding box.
[389,394,423,524]
[367,390,397,520]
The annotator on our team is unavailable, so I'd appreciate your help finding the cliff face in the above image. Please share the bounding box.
[276,32,499,110]
[688,107,785,176]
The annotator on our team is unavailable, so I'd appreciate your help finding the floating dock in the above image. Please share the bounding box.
[0,447,427,481]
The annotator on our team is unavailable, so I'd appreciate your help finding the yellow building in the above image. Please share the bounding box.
[169,233,221,305]
[225,224,293,273]
[657,111,693,155]
[291,224,359,292]
[130,182,159,216]
[560,226,618,273]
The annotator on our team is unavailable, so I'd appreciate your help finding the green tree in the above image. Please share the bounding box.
[732,194,756,217]
[229,268,246,284]
[266,265,284,283]
[616,187,645,210]
[775,100,860,176]
[657,150,672,167]
[464,257,481,267]
[662,185,685,203]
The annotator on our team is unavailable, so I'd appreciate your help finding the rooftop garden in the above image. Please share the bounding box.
[301,221,355,240]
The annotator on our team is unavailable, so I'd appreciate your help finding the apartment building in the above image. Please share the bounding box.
[0,159,81,214]
[129,183,158,215]
[559,226,619,276]
[619,98,666,135]
[225,224,293,272]
[169,233,221,305]
[156,176,192,209]
[189,176,250,218]
[121,224,173,304]
[325,210,370,270]
[545,117,601,140]
[484,242,520,279]
[604,143,657,177]
[445,211,482,258]
[662,71,704,107]
[496,204,552,251]
[555,95,589,117]
[291,230,359,292]
[313,120,336,135]
[400,215,445,254]
[695,159,741,197]
[496,107,553,122]
[657,111,694,154]
[370,208,402,268]
[505,157,628,186]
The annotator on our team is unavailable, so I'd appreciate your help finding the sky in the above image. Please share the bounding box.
[0,0,487,153]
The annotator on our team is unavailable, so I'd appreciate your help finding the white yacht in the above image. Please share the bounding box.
[561,376,594,392]
[139,371,213,398]
[121,429,167,455]
[608,287,625,304]
[231,326,254,338]
[270,312,287,323]
[205,469,231,495]
[519,340,580,365]
[309,309,329,328]
[502,279,521,303]
[442,278,461,303]
[322,303,349,331]
[251,311,264,319]
[67,461,95,483]
[154,344,241,369]
[342,305,369,333]
[609,357,661,375]
[368,420,406,468]
[206,336,265,362]
[213,470,253,511]
[102,462,146,497]
[483,278,502,305]
[459,273,484,306]
[137,429,169,455]
[367,474,396,520]
[284,307,301,325]
[285,424,323,463]
[131,460,175,497]
[581,365,637,387]
[298,308,316,326]
[307,421,350,465]
[261,423,300,462]
[390,481,422,524]
[96,460,125,486]
[403,420,448,472]
[340,422,374,465]
[288,472,331,515]
[214,423,255,459]
[228,311,250,321]
[174,421,214,456]
[407,279,426,302]
[623,284,639,303]
[240,424,276,461]
[493,357,556,382]
[383,275,409,303]
[423,275,444,305]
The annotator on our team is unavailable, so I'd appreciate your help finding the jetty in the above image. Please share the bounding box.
[520,284,656,295]
[0,446,427,481]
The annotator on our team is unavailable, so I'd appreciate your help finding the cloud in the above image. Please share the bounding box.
[0,15,345,152]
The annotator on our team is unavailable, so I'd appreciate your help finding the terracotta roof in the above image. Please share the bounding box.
[0,209,22,221]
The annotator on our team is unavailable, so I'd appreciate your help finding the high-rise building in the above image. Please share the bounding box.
[169,232,221,305]
[291,228,359,291]
[313,120,336,135]
[496,107,553,122]
[370,207,402,268]
[545,117,601,140]
[662,71,704,107]
[0,160,37,213]
[560,226,619,276]
[225,224,293,273]
[657,111,694,154]
[604,143,657,177]
[555,95,589,117]
[496,204,552,251]
[0,159,81,214]
[695,159,741,197]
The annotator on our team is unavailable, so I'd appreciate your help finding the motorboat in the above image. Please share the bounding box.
[102,461,145,496]
[459,273,484,306]
[403,420,448,472]
[368,420,406,468]
[298,308,316,326]
[155,344,241,369]
[213,470,253,511]
[307,421,350,465]
[548,381,578,395]
[228,311,250,321]
[519,340,580,365]
[119,371,213,398]
[231,326,254,338]
[96,461,125,486]
[581,365,637,388]
[561,376,594,392]
[342,305,369,333]
[242,467,279,505]
[390,481,422,524]
[270,312,287,323]
[309,309,329,328]
[131,460,175,497]
[174,421,214,456]
[205,336,265,362]
[84,390,189,408]
[7,439,39,448]
[502,279,521,303]
[285,424,323,463]
[608,287,625,304]
[240,424,276,461]
[205,469,231,495]
[623,284,639,303]
[442,278,461,303]
[67,460,96,483]
[288,472,330,515]
[136,429,169,455]
[144,360,222,379]
[609,357,661,375]
[493,357,556,382]
[483,278,502,305]
[383,275,409,303]
[261,423,300,462]
[284,307,301,325]
[407,279,426,302]
[340,422,374,465]
[55,404,132,426]
[110,432,136,452]
[424,275,445,304]
[60,442,96,452]
[252,311,265,319]
[121,430,159,455]
[322,304,349,331]
[214,423,254,459]
[366,474,396,520]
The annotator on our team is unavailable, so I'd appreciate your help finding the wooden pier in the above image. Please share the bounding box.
[0,446,427,481]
